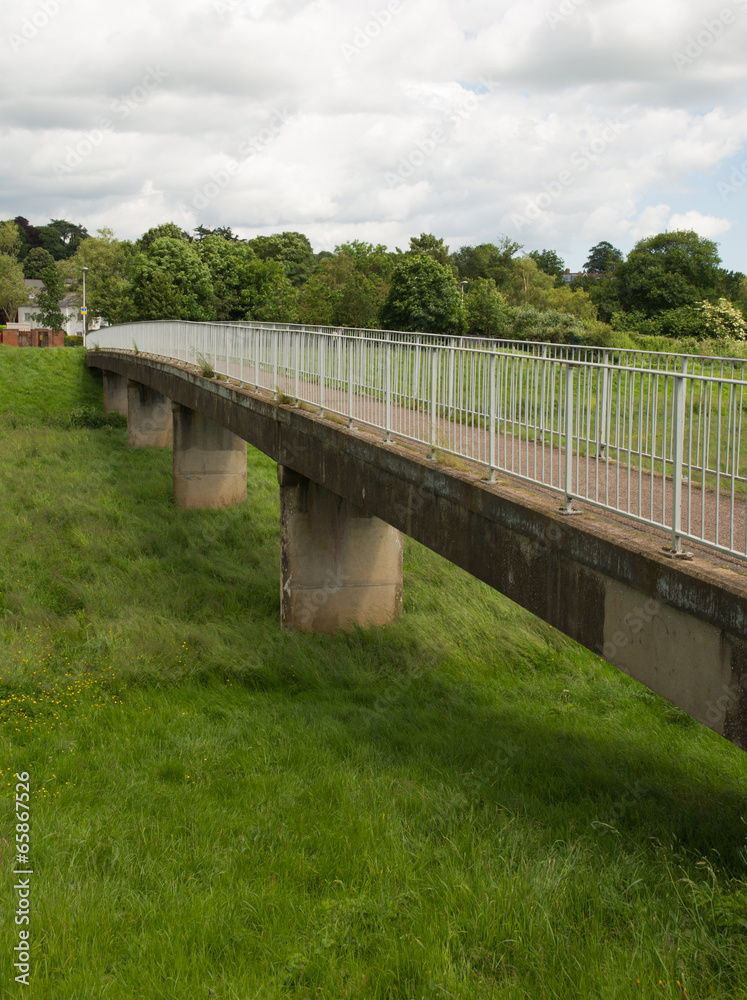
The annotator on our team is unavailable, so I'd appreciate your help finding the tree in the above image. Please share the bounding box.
[584,241,623,274]
[380,254,462,334]
[570,273,621,323]
[23,247,56,279]
[452,237,523,289]
[137,222,192,251]
[238,258,299,322]
[247,231,315,286]
[527,248,565,278]
[193,224,241,242]
[615,230,722,316]
[0,254,29,323]
[13,216,42,261]
[37,219,89,260]
[407,233,451,267]
[31,266,66,330]
[131,238,215,321]
[196,235,257,320]
[59,228,136,326]
[0,220,22,258]
[464,278,510,337]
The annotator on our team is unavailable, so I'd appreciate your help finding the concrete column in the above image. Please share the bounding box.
[127,381,173,448]
[279,466,403,633]
[102,371,128,416]
[172,403,247,509]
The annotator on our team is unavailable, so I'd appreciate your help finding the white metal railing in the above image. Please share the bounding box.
[91,320,747,561]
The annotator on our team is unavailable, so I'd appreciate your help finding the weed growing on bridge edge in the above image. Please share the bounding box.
[0,347,746,999]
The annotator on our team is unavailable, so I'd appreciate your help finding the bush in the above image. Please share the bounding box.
[65,335,84,347]
[66,406,127,429]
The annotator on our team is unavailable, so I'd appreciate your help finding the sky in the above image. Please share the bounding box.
[2,0,747,271]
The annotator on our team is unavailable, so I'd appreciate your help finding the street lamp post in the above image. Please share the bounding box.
[460,280,468,304]
[82,267,88,344]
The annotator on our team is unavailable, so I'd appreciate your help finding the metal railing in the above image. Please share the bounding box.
[92,320,747,561]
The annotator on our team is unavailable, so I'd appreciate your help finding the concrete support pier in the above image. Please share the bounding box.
[279,466,403,633]
[102,371,128,415]
[172,403,247,509]
[127,381,173,448]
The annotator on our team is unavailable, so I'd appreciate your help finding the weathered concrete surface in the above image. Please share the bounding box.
[172,403,247,509]
[102,371,128,415]
[279,465,403,632]
[88,351,747,750]
[127,381,172,448]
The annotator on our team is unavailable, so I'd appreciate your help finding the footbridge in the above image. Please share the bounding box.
[87,321,747,751]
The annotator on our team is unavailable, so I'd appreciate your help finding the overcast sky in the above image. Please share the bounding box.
[2,0,747,270]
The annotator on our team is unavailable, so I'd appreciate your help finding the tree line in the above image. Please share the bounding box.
[1,216,746,345]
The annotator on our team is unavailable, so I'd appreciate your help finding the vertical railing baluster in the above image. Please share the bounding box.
[670,356,687,553]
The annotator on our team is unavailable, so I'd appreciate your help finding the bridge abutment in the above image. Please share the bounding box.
[279,465,403,633]
[172,403,247,509]
[102,372,128,415]
[127,381,173,448]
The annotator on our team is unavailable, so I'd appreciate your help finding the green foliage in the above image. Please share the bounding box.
[699,297,747,340]
[36,219,89,260]
[239,258,300,322]
[506,305,585,343]
[381,253,462,333]
[452,237,523,288]
[570,273,622,323]
[195,235,257,321]
[31,265,66,330]
[248,231,315,286]
[527,247,565,277]
[584,240,624,274]
[66,405,127,429]
[59,228,136,326]
[137,222,192,251]
[132,237,215,321]
[464,277,510,337]
[0,252,29,322]
[0,218,22,257]
[23,246,56,279]
[616,230,723,316]
[407,232,451,266]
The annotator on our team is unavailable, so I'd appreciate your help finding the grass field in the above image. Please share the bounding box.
[1,346,746,999]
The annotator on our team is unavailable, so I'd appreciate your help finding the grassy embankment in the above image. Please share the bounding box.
[1,346,746,1000]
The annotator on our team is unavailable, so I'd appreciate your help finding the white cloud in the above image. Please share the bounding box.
[0,0,745,269]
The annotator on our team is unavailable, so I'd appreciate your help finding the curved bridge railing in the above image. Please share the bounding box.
[91,320,747,561]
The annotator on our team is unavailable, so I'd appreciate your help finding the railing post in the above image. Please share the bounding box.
[294,333,300,405]
[671,356,687,553]
[598,349,609,457]
[539,343,547,444]
[429,346,437,460]
[563,362,575,513]
[347,335,354,427]
[272,331,278,399]
[384,334,392,442]
[319,334,326,418]
[488,351,497,483]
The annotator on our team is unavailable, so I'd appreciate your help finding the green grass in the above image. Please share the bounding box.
[1,347,746,999]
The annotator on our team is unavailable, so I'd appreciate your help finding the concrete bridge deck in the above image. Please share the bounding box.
[88,349,747,752]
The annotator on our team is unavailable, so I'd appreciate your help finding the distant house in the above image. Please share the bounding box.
[14,279,101,338]
[561,269,602,284]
